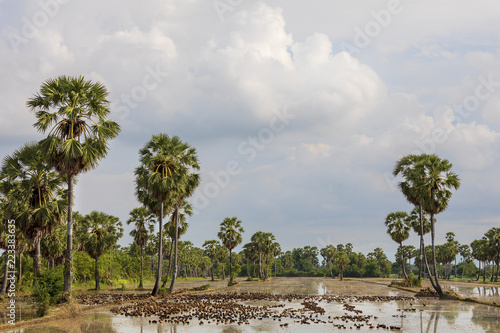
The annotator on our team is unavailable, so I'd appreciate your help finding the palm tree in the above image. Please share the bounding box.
[250,231,266,279]
[320,245,337,278]
[27,76,120,297]
[484,228,500,282]
[407,207,431,278]
[385,211,411,280]
[218,217,244,283]
[203,240,220,281]
[416,155,460,295]
[271,241,281,278]
[262,232,275,280]
[80,211,123,290]
[243,242,259,279]
[333,250,350,280]
[1,142,67,278]
[135,134,199,296]
[164,200,192,289]
[127,207,155,288]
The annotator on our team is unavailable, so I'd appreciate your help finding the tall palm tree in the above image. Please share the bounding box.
[127,207,155,288]
[320,245,337,278]
[135,134,199,296]
[416,155,460,295]
[27,76,120,296]
[333,250,350,281]
[203,240,220,281]
[407,206,431,278]
[262,232,275,280]
[164,200,192,289]
[271,241,281,278]
[385,211,411,280]
[250,231,266,279]
[1,142,67,278]
[218,217,244,283]
[393,154,431,281]
[80,211,123,290]
[243,242,259,279]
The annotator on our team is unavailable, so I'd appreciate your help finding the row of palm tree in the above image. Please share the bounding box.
[391,154,461,296]
[243,231,280,280]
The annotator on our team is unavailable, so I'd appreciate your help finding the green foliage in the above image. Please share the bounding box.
[32,267,64,317]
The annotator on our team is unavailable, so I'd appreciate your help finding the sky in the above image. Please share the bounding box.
[1,0,499,261]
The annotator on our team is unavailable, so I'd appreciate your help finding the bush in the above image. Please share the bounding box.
[32,268,64,317]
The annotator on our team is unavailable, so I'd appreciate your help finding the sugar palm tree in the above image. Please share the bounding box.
[385,211,411,280]
[203,240,220,281]
[333,250,350,280]
[27,76,120,296]
[80,211,123,290]
[416,155,460,295]
[135,134,199,296]
[1,142,67,278]
[262,232,275,280]
[164,200,192,289]
[127,207,155,288]
[218,217,244,283]
[271,241,281,278]
[407,206,431,278]
[321,245,337,278]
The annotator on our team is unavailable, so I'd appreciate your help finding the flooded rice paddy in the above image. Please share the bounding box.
[2,277,499,332]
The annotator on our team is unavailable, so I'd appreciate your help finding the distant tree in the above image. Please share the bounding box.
[80,211,123,290]
[320,245,336,278]
[385,211,411,280]
[203,240,220,281]
[333,250,350,280]
[127,207,155,288]
[218,217,244,283]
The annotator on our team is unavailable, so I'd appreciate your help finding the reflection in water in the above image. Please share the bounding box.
[472,304,500,333]
[317,283,327,295]
[8,279,500,332]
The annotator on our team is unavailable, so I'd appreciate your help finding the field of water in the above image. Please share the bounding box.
[2,277,499,332]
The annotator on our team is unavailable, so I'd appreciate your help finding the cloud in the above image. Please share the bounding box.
[1,0,499,260]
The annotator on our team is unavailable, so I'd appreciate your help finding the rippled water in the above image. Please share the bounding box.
[3,278,500,332]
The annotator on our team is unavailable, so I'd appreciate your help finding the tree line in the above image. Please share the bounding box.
[0,76,498,306]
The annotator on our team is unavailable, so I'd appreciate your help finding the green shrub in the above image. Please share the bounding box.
[32,268,64,317]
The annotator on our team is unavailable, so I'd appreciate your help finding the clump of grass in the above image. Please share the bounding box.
[192,284,211,291]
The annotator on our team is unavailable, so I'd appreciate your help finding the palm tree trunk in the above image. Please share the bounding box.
[418,205,424,279]
[211,259,214,281]
[258,252,262,280]
[162,241,174,288]
[152,201,164,296]
[34,237,41,278]
[483,261,486,282]
[95,257,100,290]
[274,256,277,278]
[430,212,443,296]
[63,173,74,298]
[169,205,180,294]
[265,254,269,280]
[18,252,22,288]
[229,249,233,282]
[400,243,408,280]
[1,251,8,296]
[476,260,481,281]
[139,246,144,289]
